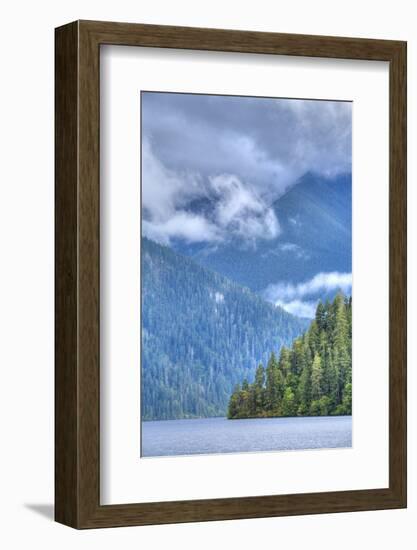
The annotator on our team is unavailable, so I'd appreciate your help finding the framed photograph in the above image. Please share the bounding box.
[55,20,406,528]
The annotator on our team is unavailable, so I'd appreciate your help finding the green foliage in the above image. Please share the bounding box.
[281,387,297,417]
[141,237,308,420]
[228,294,352,419]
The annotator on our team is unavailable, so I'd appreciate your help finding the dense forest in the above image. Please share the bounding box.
[228,293,352,419]
[141,237,308,420]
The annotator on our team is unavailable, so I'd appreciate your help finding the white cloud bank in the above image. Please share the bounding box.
[142,94,352,246]
[142,141,280,245]
[211,174,280,242]
[143,94,352,204]
[263,271,352,318]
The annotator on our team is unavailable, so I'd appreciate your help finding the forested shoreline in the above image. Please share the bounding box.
[227,293,352,419]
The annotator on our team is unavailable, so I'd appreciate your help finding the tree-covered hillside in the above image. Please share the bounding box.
[228,293,352,419]
[141,237,309,420]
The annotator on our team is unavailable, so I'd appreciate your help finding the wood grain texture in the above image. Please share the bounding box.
[55,21,79,527]
[55,20,407,529]
[388,41,407,504]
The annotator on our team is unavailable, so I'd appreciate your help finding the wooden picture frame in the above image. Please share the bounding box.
[55,20,407,529]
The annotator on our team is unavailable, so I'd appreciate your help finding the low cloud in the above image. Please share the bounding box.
[264,272,352,303]
[211,174,280,242]
[142,92,352,246]
[142,212,220,245]
[278,242,309,260]
[263,271,352,318]
[261,242,309,261]
[278,300,317,319]
[142,139,203,222]
[142,142,280,245]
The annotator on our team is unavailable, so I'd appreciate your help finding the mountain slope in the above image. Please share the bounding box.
[172,172,351,293]
[141,237,308,420]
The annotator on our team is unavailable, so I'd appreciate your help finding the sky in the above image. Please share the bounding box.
[141,92,352,317]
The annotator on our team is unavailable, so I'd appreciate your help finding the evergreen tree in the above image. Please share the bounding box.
[265,352,282,412]
[254,364,266,414]
[281,387,296,416]
[297,356,312,416]
[279,347,291,375]
[228,293,352,420]
[311,353,323,401]
[315,301,326,331]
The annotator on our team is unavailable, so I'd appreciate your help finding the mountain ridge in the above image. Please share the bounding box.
[141,237,309,420]
[170,172,352,294]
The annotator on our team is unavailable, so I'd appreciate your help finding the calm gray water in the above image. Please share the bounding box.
[141,416,352,457]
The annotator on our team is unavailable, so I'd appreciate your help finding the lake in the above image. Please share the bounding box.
[141,415,352,457]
